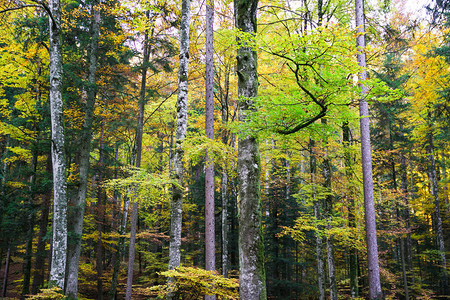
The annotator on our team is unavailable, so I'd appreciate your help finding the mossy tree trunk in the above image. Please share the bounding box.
[235,1,266,298]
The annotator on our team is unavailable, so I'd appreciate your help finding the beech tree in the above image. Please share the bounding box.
[235,0,267,299]
[168,0,191,290]
[48,0,68,289]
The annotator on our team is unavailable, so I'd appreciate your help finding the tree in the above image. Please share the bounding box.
[204,1,216,300]
[405,29,450,295]
[65,1,101,296]
[235,0,267,299]
[48,0,68,289]
[355,0,383,298]
[168,0,191,298]
[124,10,150,299]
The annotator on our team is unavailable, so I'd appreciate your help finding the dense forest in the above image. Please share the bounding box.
[0,0,449,299]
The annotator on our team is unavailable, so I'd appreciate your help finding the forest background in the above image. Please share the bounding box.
[0,0,449,299]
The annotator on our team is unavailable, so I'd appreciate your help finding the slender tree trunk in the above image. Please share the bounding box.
[343,122,359,298]
[109,194,129,300]
[21,209,35,297]
[96,123,105,300]
[311,139,325,300]
[125,17,150,299]
[400,238,409,300]
[21,149,38,299]
[426,127,448,294]
[399,152,413,297]
[109,147,124,300]
[221,168,229,277]
[441,151,449,211]
[32,159,52,293]
[168,1,191,298]
[235,0,266,299]
[355,1,383,298]
[220,92,230,278]
[48,0,67,288]
[321,119,337,300]
[1,245,11,297]
[66,3,101,297]
[402,164,413,274]
[204,2,216,299]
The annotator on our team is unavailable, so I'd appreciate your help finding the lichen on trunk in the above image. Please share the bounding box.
[168,1,191,299]
[48,0,67,289]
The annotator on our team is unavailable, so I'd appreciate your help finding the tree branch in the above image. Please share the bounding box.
[30,0,57,30]
[0,4,41,14]
[275,107,327,134]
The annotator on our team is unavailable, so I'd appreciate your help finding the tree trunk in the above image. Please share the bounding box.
[21,208,35,298]
[109,145,122,300]
[441,151,449,211]
[66,2,101,297]
[221,168,229,277]
[21,148,38,299]
[109,193,129,300]
[96,123,105,300]
[32,156,52,293]
[168,1,191,298]
[426,127,448,294]
[343,122,359,298]
[321,119,337,300]
[48,0,67,288]
[220,88,230,278]
[1,245,11,297]
[125,15,150,299]
[205,2,216,299]
[400,238,409,300]
[235,0,266,299]
[311,139,325,300]
[355,1,383,298]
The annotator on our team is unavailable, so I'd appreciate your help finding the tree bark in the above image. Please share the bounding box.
[221,168,229,277]
[220,78,232,278]
[311,139,325,300]
[48,0,67,289]
[21,147,38,299]
[321,119,337,300]
[355,1,383,298]
[109,146,122,300]
[343,122,359,298]
[168,1,191,298]
[205,2,215,300]
[125,15,150,299]
[440,151,449,211]
[400,154,413,261]
[96,123,105,300]
[65,2,101,297]
[235,0,266,299]
[426,126,448,294]
[1,245,11,297]
[31,168,51,293]
[400,238,409,300]
[109,193,129,300]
